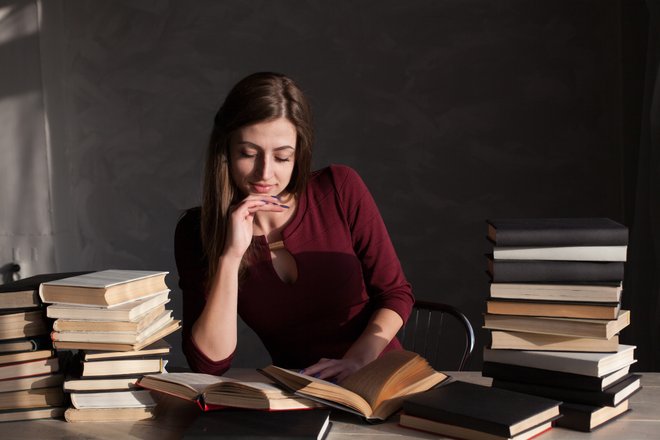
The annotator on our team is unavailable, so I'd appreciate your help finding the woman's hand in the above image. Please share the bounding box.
[301,357,365,383]
[222,196,287,259]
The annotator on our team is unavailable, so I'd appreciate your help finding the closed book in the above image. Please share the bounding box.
[555,400,630,432]
[0,271,92,310]
[487,258,624,283]
[0,385,65,410]
[489,330,619,352]
[64,406,156,422]
[492,374,641,407]
[489,282,622,303]
[182,408,331,440]
[399,414,553,440]
[0,406,66,422]
[0,350,54,366]
[482,345,636,377]
[493,245,627,262]
[486,218,628,246]
[51,312,173,344]
[39,270,168,307]
[481,362,631,392]
[0,336,52,354]
[0,309,49,340]
[46,290,170,321]
[0,357,60,380]
[81,339,170,361]
[401,381,561,438]
[486,299,621,320]
[0,373,65,393]
[69,389,156,409]
[81,357,165,377]
[483,311,630,339]
[53,305,167,332]
[64,376,141,392]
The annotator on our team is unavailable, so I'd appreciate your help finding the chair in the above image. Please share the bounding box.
[399,300,475,371]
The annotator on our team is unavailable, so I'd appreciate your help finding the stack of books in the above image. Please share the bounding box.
[0,273,86,422]
[482,218,640,432]
[38,270,181,422]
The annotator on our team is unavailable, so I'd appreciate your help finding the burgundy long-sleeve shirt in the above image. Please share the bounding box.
[174,164,414,375]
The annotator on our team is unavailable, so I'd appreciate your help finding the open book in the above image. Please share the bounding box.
[136,372,322,411]
[259,350,449,421]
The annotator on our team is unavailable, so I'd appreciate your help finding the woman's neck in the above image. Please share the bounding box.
[253,194,297,241]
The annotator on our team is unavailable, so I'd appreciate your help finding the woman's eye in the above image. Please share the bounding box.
[239,151,256,158]
[275,156,291,162]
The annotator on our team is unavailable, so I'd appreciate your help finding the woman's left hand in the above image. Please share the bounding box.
[300,357,364,383]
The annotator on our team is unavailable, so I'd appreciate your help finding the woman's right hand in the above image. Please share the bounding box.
[222,195,287,259]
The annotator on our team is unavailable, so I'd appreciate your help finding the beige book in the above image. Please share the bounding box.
[53,304,167,332]
[260,350,448,421]
[46,290,170,321]
[486,300,620,320]
[64,406,156,422]
[53,319,180,352]
[0,310,49,340]
[0,386,65,410]
[82,358,165,377]
[490,330,619,352]
[82,339,170,361]
[490,282,622,303]
[0,349,53,366]
[70,389,156,409]
[51,312,173,344]
[0,373,64,393]
[64,376,141,392]
[39,270,168,306]
[492,245,627,261]
[0,406,65,423]
[0,357,59,380]
[400,414,552,440]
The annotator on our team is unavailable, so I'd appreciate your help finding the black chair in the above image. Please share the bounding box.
[399,300,475,371]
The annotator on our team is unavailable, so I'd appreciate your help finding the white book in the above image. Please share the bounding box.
[493,245,627,261]
[52,312,173,344]
[46,290,170,321]
[483,345,636,377]
[70,389,157,409]
[490,282,622,303]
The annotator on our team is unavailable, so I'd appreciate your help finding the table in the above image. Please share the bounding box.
[5,372,659,439]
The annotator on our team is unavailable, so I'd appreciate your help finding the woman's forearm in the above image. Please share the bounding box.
[342,308,404,367]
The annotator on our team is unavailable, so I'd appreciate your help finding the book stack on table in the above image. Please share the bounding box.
[0,273,90,423]
[482,218,640,432]
[38,270,181,422]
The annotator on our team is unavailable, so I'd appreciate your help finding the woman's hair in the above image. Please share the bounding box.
[201,72,313,282]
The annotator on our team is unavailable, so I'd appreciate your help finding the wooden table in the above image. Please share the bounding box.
[5,372,659,439]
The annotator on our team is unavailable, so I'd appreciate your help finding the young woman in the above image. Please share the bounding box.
[175,72,414,381]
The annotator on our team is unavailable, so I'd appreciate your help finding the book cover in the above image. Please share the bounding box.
[492,374,642,407]
[481,362,631,392]
[486,218,628,246]
[182,408,332,440]
[482,345,636,377]
[63,406,156,422]
[399,414,553,440]
[487,258,624,283]
[401,381,561,437]
[69,389,157,409]
[555,400,630,432]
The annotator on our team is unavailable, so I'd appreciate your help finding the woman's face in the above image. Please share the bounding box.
[229,117,297,198]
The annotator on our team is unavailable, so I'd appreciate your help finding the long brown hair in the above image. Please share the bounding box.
[201,72,313,282]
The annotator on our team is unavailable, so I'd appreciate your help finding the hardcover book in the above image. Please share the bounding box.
[492,245,627,262]
[399,414,553,440]
[0,310,49,340]
[401,381,561,438]
[0,356,60,380]
[0,386,65,410]
[489,330,619,352]
[46,290,170,321]
[63,406,156,422]
[486,218,628,247]
[0,373,64,393]
[487,258,624,283]
[0,406,66,423]
[69,389,156,410]
[486,299,621,320]
[0,272,92,310]
[555,400,630,432]
[489,282,622,303]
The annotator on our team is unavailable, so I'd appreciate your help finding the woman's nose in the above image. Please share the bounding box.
[255,155,273,180]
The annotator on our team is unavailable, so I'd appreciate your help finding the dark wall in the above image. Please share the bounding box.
[42,0,628,370]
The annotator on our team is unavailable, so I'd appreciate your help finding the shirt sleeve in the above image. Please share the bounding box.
[332,165,415,323]
[174,208,234,375]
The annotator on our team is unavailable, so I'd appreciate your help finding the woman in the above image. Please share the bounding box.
[175,72,414,381]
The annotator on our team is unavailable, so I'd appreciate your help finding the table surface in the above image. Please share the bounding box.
[5,371,659,439]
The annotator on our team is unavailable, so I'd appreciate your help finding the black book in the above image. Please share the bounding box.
[401,381,561,438]
[487,257,624,283]
[555,400,630,432]
[486,218,628,246]
[482,362,631,392]
[182,408,331,439]
[492,374,641,407]
[0,272,93,310]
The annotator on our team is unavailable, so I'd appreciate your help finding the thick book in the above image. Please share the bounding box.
[399,414,553,440]
[0,386,65,410]
[52,319,180,352]
[79,357,166,377]
[489,282,622,303]
[486,218,628,246]
[138,372,322,411]
[0,349,54,366]
[481,362,631,392]
[0,356,60,380]
[482,345,636,377]
[46,290,170,321]
[493,245,627,262]
[0,336,52,354]
[401,381,561,438]
[555,400,630,432]
[51,311,173,344]
[0,309,49,340]
[483,310,630,339]
[52,304,167,332]
[39,270,169,306]
[0,406,65,423]
[0,373,64,393]
[0,271,92,310]
[69,389,157,409]
[80,339,170,361]
[487,258,624,283]
[64,406,156,422]
[486,299,621,320]
[64,376,141,392]
[182,408,332,440]
[492,374,641,407]
[489,330,619,352]
[259,350,448,421]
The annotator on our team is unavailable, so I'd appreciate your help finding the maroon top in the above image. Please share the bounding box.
[174,164,414,375]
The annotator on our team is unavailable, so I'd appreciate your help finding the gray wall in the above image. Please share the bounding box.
[2,0,624,370]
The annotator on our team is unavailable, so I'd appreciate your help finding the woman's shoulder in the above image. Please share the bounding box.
[175,207,202,243]
[310,164,365,192]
